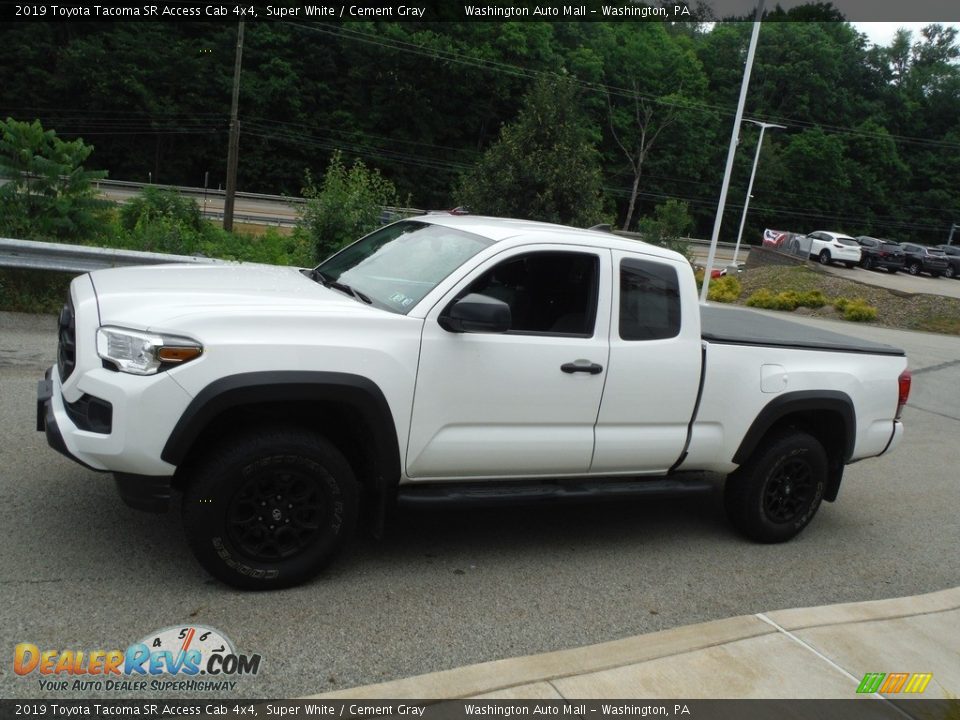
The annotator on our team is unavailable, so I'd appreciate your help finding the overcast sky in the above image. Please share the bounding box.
[851,21,960,47]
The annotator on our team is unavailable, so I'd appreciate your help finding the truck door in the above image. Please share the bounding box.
[406,245,611,479]
[590,251,702,474]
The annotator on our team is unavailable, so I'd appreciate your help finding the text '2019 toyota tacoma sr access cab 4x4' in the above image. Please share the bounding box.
[37,215,912,589]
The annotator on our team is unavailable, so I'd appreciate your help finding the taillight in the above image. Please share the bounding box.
[896,369,911,420]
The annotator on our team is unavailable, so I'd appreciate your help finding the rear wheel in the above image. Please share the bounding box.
[908,262,921,275]
[724,431,827,543]
[818,250,831,265]
[862,257,874,270]
[945,265,956,279]
[182,426,359,590]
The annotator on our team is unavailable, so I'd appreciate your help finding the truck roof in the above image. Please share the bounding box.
[418,213,685,263]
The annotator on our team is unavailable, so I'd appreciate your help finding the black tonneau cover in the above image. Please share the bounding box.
[700,305,905,357]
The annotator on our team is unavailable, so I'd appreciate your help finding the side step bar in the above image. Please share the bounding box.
[397,476,716,509]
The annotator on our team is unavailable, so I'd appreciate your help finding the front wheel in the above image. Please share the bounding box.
[724,430,827,543]
[818,250,831,265]
[182,427,359,590]
[945,266,956,279]
[908,262,921,275]
[862,257,874,270]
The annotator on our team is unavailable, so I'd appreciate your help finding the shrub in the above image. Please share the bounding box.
[298,151,402,260]
[708,275,741,303]
[833,297,851,312]
[797,290,827,308]
[842,299,878,322]
[745,289,802,311]
[119,188,202,233]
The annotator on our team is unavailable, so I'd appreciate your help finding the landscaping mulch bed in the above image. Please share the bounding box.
[734,265,960,335]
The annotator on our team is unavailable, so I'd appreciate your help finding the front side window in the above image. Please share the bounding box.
[462,251,599,336]
[314,221,494,314]
[619,258,681,341]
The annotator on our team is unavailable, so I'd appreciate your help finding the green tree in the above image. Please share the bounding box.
[637,199,694,261]
[456,76,605,227]
[298,150,401,259]
[0,118,109,241]
[599,23,711,230]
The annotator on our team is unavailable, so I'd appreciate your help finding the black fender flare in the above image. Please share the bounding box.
[733,391,856,502]
[161,371,401,528]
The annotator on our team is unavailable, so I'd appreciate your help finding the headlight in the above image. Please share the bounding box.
[96,326,203,375]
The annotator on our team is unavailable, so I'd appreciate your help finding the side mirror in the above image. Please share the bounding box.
[439,293,511,333]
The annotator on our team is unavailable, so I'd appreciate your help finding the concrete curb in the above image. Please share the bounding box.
[309,587,960,700]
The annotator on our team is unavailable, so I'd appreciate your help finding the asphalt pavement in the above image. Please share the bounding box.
[1,309,958,700]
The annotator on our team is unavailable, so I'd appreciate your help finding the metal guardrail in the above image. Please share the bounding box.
[0,231,747,275]
[0,237,258,274]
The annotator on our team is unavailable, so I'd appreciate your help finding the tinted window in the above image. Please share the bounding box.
[619,258,681,341]
[464,251,599,336]
[858,237,877,247]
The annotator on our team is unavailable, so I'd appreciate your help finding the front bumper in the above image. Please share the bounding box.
[37,365,186,512]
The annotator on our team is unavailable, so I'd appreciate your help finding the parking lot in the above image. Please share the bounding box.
[1,309,958,700]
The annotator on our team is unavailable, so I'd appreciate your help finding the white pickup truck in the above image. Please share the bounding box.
[37,215,911,589]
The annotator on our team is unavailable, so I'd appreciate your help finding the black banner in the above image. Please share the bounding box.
[3,0,960,23]
[1,700,958,720]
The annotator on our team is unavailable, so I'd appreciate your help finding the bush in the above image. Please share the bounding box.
[298,151,402,260]
[797,290,827,308]
[745,289,800,311]
[708,275,741,303]
[842,298,878,322]
[119,188,202,233]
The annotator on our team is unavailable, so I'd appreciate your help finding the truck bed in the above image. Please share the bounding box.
[700,305,905,357]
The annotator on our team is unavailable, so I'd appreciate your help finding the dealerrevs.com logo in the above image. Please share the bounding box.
[14,625,262,692]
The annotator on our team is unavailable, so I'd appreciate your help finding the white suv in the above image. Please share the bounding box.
[807,231,862,268]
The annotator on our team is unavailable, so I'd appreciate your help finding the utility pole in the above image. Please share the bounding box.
[700,0,764,304]
[223,21,244,232]
[731,119,786,266]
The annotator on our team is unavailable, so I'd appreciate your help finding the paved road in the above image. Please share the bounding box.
[1,310,958,700]
[820,262,960,299]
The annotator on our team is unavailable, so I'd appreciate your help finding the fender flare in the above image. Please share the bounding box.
[161,371,401,524]
[732,390,856,501]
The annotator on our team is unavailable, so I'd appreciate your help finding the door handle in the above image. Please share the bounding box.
[561,361,603,375]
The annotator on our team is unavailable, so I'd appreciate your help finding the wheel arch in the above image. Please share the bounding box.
[162,371,401,533]
[733,391,855,503]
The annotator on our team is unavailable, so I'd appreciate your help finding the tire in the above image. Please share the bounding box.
[818,250,831,266]
[862,257,874,270]
[945,265,956,279]
[182,426,359,590]
[724,430,827,544]
[844,262,857,269]
[888,268,898,274]
[908,262,921,275]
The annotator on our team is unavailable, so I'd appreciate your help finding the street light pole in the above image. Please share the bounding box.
[700,0,765,304]
[948,223,959,245]
[731,120,786,266]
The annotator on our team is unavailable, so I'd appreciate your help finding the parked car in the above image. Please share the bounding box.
[806,231,862,268]
[900,243,949,277]
[855,237,906,273]
[37,214,910,589]
[934,245,960,279]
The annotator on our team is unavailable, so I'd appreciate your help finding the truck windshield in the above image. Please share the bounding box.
[312,220,494,314]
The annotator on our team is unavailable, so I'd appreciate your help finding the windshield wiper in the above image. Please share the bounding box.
[306,269,373,304]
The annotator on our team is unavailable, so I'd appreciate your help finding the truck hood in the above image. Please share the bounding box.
[88,263,378,330]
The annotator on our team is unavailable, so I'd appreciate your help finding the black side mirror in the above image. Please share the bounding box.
[439,293,511,333]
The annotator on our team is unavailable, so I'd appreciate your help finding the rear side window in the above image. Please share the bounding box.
[619,258,681,341]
